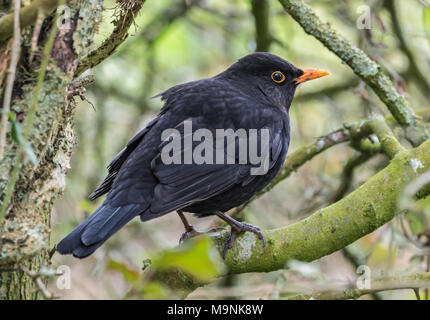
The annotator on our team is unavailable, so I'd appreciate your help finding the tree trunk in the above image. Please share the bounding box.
[0,0,103,299]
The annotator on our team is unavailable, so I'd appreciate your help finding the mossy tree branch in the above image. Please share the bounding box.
[278,0,429,146]
[153,139,430,297]
[367,114,405,158]
[75,0,146,76]
[251,0,272,52]
[222,141,430,273]
[0,0,59,43]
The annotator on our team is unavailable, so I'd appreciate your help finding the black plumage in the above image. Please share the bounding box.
[56,52,329,258]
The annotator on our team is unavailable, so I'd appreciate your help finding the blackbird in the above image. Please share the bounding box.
[57,52,329,258]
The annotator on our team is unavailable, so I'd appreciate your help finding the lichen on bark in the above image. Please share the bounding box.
[0,0,103,299]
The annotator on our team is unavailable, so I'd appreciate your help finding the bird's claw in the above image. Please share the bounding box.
[207,226,225,233]
[179,226,225,244]
[222,222,266,259]
[179,226,200,243]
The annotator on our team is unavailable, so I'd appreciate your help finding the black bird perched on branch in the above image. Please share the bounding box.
[57,52,329,258]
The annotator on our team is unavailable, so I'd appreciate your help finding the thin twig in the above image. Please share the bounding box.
[29,9,45,63]
[20,266,56,299]
[413,288,421,300]
[330,152,375,203]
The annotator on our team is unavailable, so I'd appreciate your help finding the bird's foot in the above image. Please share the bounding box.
[179,226,225,244]
[223,221,266,259]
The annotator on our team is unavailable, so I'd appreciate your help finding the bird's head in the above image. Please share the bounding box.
[220,52,329,111]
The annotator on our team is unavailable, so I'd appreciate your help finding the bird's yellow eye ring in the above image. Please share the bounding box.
[271,71,285,83]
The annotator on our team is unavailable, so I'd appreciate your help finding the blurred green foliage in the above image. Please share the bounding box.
[151,236,224,282]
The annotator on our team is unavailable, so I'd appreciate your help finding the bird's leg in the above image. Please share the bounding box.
[215,211,266,259]
[177,210,224,243]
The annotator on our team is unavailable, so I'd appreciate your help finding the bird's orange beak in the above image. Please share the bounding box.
[294,69,330,84]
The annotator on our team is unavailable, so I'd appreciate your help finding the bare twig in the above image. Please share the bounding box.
[29,9,45,63]
[0,0,21,161]
[20,266,56,299]
[24,5,62,139]
[330,152,375,203]
[67,75,96,110]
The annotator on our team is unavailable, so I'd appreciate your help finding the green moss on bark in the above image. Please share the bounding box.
[158,140,430,295]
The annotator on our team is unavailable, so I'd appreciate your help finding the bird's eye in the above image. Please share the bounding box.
[271,71,285,83]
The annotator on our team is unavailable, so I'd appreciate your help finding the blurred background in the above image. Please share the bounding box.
[51,0,430,299]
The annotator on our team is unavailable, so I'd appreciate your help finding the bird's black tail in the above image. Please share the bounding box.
[56,203,140,258]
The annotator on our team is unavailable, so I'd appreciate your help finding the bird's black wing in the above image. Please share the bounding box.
[88,117,160,200]
[147,116,284,216]
[88,80,203,201]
